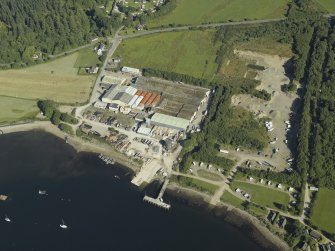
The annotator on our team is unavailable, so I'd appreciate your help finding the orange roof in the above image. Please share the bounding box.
[151,95,161,106]
[146,93,157,105]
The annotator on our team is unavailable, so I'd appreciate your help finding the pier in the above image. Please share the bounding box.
[143,178,171,210]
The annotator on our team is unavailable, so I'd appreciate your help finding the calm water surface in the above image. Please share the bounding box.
[0,131,263,251]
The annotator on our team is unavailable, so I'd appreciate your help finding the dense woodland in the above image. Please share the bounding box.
[0,0,122,65]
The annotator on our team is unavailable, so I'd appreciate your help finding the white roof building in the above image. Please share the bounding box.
[121,66,141,75]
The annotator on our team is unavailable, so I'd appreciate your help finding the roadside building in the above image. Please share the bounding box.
[121,66,141,75]
[161,138,173,151]
[149,113,189,131]
[94,101,108,109]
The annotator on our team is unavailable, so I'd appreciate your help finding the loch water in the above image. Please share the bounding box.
[0,131,263,251]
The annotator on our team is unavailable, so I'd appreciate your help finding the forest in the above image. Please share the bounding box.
[0,0,122,65]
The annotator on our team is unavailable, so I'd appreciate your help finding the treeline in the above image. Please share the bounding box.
[142,68,211,87]
[0,0,122,65]
[37,100,78,134]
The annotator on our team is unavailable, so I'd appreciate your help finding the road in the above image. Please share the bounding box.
[121,18,286,39]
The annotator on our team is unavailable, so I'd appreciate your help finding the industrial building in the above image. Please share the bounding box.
[150,113,190,131]
[102,85,137,106]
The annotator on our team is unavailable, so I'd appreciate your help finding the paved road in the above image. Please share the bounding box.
[121,18,286,39]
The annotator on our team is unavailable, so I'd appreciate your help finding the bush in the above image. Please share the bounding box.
[58,123,74,135]
[60,113,78,124]
[281,83,297,93]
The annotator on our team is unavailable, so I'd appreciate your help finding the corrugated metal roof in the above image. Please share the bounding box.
[151,113,189,131]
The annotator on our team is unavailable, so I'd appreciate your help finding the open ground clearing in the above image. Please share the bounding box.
[231,180,290,210]
[310,188,335,234]
[74,47,101,68]
[0,96,39,124]
[197,169,223,181]
[230,50,297,171]
[147,0,289,27]
[314,0,335,12]
[0,53,95,104]
[171,175,219,195]
[115,30,219,80]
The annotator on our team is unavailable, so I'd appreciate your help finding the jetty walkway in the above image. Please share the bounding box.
[143,178,171,210]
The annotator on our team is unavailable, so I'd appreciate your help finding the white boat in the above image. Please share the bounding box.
[38,190,47,195]
[59,219,68,229]
[4,215,11,222]
[114,175,120,180]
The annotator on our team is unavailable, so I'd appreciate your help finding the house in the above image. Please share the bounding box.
[267,181,272,186]
[309,186,319,191]
[86,67,99,74]
[260,179,264,183]
[94,101,108,109]
[277,184,283,189]
[310,230,322,241]
[97,43,105,55]
[248,176,254,182]
[235,188,241,193]
[288,187,295,193]
[279,217,287,228]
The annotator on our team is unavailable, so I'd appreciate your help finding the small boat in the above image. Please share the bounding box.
[114,175,120,180]
[38,190,47,195]
[4,215,11,222]
[59,219,68,229]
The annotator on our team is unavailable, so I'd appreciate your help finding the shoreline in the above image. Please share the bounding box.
[0,121,140,172]
[1,124,290,250]
[167,184,290,251]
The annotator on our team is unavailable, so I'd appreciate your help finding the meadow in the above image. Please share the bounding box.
[115,30,219,80]
[315,0,335,12]
[230,180,291,210]
[74,47,101,68]
[171,175,219,195]
[0,53,95,104]
[310,188,335,234]
[147,0,289,27]
[0,96,39,124]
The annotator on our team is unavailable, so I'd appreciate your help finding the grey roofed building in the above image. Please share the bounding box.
[102,84,136,106]
[150,113,189,131]
[310,230,321,241]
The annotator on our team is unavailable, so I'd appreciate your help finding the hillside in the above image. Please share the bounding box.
[0,0,121,65]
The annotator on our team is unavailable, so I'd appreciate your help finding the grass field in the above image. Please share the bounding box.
[236,38,292,58]
[147,0,289,27]
[221,191,268,216]
[314,0,335,12]
[74,47,101,68]
[171,175,219,195]
[0,53,95,104]
[115,30,219,80]
[311,188,335,234]
[230,180,290,210]
[0,96,39,124]
[197,169,223,181]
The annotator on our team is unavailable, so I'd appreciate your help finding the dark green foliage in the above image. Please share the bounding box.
[281,83,297,93]
[237,167,302,188]
[253,90,271,101]
[37,100,55,118]
[58,123,74,135]
[60,113,78,125]
[142,68,210,87]
[51,110,61,125]
[0,0,122,64]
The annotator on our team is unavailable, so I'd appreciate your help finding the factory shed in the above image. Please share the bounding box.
[150,113,189,131]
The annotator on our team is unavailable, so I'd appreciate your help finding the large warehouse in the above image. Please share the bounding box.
[102,85,137,106]
[150,113,190,131]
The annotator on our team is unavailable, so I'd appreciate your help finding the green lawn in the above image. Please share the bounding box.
[221,190,268,216]
[115,30,219,80]
[230,180,290,210]
[171,175,219,195]
[147,0,289,27]
[74,47,102,68]
[197,169,223,181]
[311,188,335,234]
[315,0,335,12]
[0,96,39,124]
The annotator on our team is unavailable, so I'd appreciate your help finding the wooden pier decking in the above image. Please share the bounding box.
[143,178,171,210]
